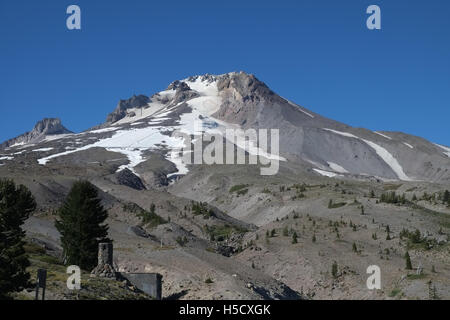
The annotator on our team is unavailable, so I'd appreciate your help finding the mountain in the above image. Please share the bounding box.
[5,71,448,183]
[0,118,72,149]
[1,72,449,300]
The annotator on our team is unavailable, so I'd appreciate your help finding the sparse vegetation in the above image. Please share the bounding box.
[205,278,214,284]
[380,192,406,205]
[123,202,166,227]
[229,184,249,195]
[204,224,247,242]
[176,236,188,246]
[389,288,401,298]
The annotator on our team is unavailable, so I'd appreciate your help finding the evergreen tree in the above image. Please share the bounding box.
[55,181,109,270]
[0,179,36,299]
[331,261,338,278]
[404,251,413,270]
[352,242,358,253]
[443,190,450,205]
[150,203,156,215]
[292,232,298,244]
[312,234,316,243]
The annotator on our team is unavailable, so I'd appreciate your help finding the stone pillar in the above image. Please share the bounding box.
[98,242,113,266]
[91,242,116,278]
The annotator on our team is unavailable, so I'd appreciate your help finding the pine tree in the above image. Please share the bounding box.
[331,261,338,278]
[55,181,109,270]
[404,251,413,270]
[443,190,450,205]
[312,234,316,243]
[352,242,358,253]
[150,203,156,215]
[292,232,298,244]
[0,179,36,299]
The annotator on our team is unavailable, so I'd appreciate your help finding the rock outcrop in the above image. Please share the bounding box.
[0,118,72,149]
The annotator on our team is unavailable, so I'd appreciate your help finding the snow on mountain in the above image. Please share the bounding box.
[327,161,349,173]
[2,72,449,183]
[374,132,392,140]
[313,168,341,178]
[361,138,411,181]
[434,143,450,157]
[323,128,359,139]
[403,142,414,149]
[323,128,411,181]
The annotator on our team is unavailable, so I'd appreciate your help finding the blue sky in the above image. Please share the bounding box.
[1,0,449,145]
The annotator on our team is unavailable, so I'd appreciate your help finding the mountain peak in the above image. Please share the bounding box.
[32,118,71,135]
[1,118,72,149]
[105,71,279,124]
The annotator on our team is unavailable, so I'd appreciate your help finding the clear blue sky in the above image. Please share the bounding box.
[1,0,449,145]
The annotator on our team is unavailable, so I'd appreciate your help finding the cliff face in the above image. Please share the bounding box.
[1,118,72,149]
[106,95,151,123]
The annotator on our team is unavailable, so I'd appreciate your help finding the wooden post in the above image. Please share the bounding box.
[35,269,47,300]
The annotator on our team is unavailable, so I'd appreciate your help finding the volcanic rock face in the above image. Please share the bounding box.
[106,94,151,123]
[0,118,72,149]
[113,168,146,191]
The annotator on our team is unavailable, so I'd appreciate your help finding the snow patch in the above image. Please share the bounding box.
[37,126,186,175]
[44,134,74,142]
[32,148,54,152]
[287,100,314,118]
[361,139,411,181]
[403,142,414,149]
[323,128,359,139]
[434,143,450,157]
[0,156,14,161]
[88,127,119,134]
[313,168,340,178]
[324,128,411,181]
[374,132,392,140]
[327,161,348,173]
